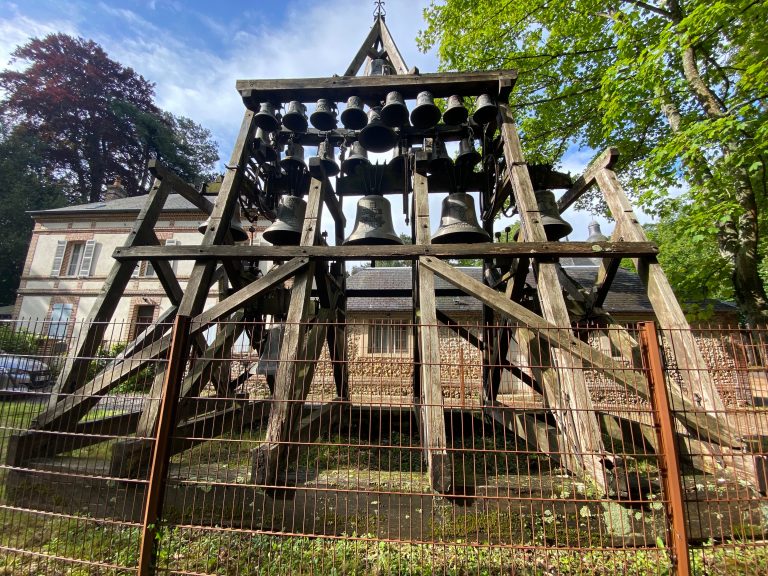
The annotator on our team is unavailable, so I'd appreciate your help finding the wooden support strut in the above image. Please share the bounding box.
[413,171,452,494]
[252,176,325,486]
[499,104,610,493]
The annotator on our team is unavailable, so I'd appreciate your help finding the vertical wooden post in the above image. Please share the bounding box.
[639,322,691,576]
[137,314,191,576]
[499,103,608,492]
[413,170,452,493]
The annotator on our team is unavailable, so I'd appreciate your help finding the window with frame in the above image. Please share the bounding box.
[133,305,156,337]
[51,239,96,277]
[367,321,408,354]
[48,303,73,339]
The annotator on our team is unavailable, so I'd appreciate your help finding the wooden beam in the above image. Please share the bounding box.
[252,177,324,485]
[343,19,382,76]
[414,171,452,494]
[192,257,309,328]
[149,160,214,215]
[499,104,609,493]
[436,310,484,351]
[378,17,409,74]
[557,147,620,214]
[48,178,170,405]
[419,256,741,448]
[114,241,659,262]
[238,69,518,107]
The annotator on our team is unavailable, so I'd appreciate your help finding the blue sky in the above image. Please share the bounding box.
[1,0,624,239]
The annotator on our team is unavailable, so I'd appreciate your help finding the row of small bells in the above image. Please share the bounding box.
[253,91,498,154]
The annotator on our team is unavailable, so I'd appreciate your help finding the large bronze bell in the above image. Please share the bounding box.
[262,195,307,245]
[586,221,608,242]
[254,102,280,132]
[310,140,340,178]
[310,99,337,131]
[341,141,371,175]
[455,137,481,170]
[410,91,441,129]
[443,95,468,126]
[280,141,307,175]
[432,193,491,244]
[341,95,367,130]
[282,100,308,133]
[428,138,453,174]
[359,107,398,153]
[381,91,409,127]
[344,195,403,245]
[535,189,572,241]
[472,94,498,125]
[198,204,249,243]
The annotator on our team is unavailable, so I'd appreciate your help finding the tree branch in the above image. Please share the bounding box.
[622,0,673,19]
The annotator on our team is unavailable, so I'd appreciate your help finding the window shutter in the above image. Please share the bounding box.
[165,239,179,273]
[132,263,140,278]
[51,240,67,276]
[78,240,96,277]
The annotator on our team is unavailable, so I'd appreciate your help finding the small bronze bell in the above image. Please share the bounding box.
[586,221,608,243]
[341,95,367,130]
[432,193,491,244]
[428,138,453,174]
[410,91,441,129]
[282,100,308,133]
[253,128,278,163]
[254,102,280,132]
[535,189,572,241]
[198,204,249,243]
[280,141,307,174]
[262,195,307,246]
[472,94,498,125]
[358,107,398,153]
[367,58,392,76]
[310,140,340,178]
[455,137,481,170]
[381,91,409,128]
[310,99,337,131]
[443,95,468,126]
[344,195,403,245]
[341,142,371,175]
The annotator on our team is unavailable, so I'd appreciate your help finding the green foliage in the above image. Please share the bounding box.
[0,324,43,355]
[0,122,67,305]
[418,0,768,323]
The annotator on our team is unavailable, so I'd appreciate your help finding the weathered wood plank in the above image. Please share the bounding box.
[557,147,620,214]
[414,171,452,493]
[238,70,518,106]
[114,241,658,262]
[419,256,741,448]
[252,177,324,485]
[378,17,409,75]
[500,104,609,493]
[148,160,214,215]
[343,19,382,76]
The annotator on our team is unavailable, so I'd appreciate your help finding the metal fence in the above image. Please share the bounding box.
[0,318,766,574]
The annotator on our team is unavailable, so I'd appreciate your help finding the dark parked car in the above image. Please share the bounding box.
[0,350,53,393]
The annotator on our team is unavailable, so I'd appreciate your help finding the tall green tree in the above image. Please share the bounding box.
[0,33,218,203]
[419,0,768,326]
[0,123,66,305]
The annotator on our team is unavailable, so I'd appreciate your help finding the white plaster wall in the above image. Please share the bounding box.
[17,296,51,324]
[29,235,65,276]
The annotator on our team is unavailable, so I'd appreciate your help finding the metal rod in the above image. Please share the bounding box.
[639,321,692,576]
[137,314,192,576]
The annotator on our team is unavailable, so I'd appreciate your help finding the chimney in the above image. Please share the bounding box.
[104,177,127,202]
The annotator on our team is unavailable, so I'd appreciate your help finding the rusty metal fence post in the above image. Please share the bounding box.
[639,321,691,576]
[137,314,192,576]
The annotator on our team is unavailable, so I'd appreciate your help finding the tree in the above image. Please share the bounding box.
[418,0,768,326]
[0,122,66,305]
[0,34,218,203]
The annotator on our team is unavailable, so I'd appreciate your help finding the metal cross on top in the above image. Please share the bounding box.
[374,0,386,19]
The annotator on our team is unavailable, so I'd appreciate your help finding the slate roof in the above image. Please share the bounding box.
[347,265,738,317]
[30,194,206,216]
